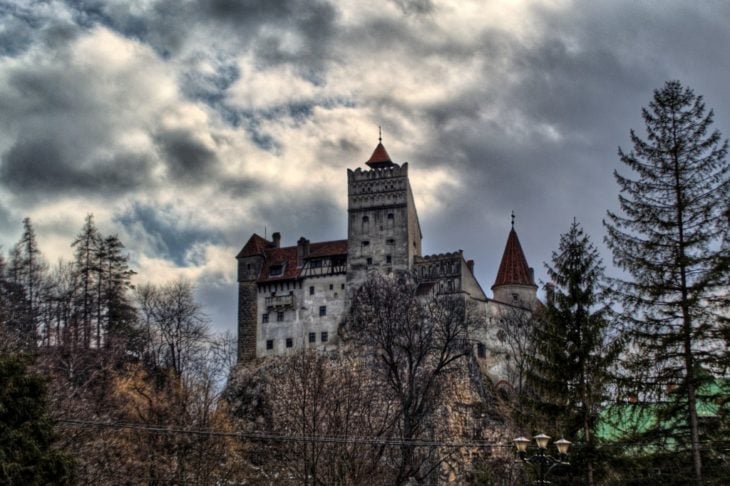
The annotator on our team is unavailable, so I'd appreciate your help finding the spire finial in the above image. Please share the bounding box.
[511,211,515,229]
[378,125,382,143]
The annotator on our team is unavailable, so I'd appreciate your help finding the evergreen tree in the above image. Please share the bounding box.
[0,354,74,484]
[10,218,47,349]
[605,80,730,483]
[71,214,101,348]
[99,235,137,352]
[526,220,612,486]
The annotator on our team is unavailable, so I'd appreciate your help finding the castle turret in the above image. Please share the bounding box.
[346,139,422,292]
[491,226,537,308]
[236,233,268,362]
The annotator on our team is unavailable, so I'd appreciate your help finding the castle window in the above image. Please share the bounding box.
[477,342,486,359]
[387,213,394,228]
[309,332,316,343]
[386,255,392,264]
[262,313,269,323]
[310,259,322,268]
[386,238,395,245]
[341,283,345,290]
[361,240,370,247]
[266,339,273,350]
[319,306,327,317]
[366,257,372,265]
[309,286,315,295]
[321,331,328,342]
[269,264,284,277]
[277,311,285,322]
[362,216,369,232]
[329,284,333,290]
[286,338,293,348]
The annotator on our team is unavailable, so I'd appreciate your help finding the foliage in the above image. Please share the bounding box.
[605,80,730,482]
[0,354,74,485]
[525,220,615,485]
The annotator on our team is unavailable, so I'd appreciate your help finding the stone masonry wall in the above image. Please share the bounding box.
[238,282,258,362]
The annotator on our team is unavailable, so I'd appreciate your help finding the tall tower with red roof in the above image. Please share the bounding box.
[345,138,422,291]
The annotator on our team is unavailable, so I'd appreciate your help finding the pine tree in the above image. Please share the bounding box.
[72,214,101,348]
[526,220,612,486]
[605,80,730,483]
[10,218,47,349]
[99,235,137,351]
[0,354,74,484]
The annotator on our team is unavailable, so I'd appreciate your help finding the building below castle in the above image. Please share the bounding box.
[236,139,540,384]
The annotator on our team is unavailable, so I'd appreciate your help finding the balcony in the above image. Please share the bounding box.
[265,294,294,309]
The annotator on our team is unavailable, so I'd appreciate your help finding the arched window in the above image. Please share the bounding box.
[362,215,370,233]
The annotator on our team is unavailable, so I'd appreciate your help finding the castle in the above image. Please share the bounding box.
[236,139,540,383]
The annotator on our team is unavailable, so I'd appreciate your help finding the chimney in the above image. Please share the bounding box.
[528,267,535,284]
[545,282,555,304]
[272,232,281,248]
[297,237,310,266]
[466,260,475,273]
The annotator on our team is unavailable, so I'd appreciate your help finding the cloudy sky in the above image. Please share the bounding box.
[1,0,728,333]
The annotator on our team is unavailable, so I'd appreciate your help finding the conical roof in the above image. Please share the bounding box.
[492,228,536,288]
[236,233,268,258]
[366,142,395,168]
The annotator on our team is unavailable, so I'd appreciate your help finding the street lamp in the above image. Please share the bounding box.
[513,434,571,485]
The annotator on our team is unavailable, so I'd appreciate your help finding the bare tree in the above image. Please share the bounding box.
[492,306,539,428]
[242,349,396,485]
[343,273,476,485]
[136,279,209,378]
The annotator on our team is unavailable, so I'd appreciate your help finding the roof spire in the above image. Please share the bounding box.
[492,225,536,289]
[366,128,395,169]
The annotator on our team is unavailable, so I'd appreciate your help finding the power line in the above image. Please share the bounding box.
[57,418,730,452]
[58,419,512,449]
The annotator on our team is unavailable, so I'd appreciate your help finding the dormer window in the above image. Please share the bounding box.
[269,264,284,276]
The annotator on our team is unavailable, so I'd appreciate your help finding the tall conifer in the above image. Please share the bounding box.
[527,220,611,486]
[605,81,730,482]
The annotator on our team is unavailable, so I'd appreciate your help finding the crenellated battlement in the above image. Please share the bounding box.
[415,250,464,261]
[347,162,409,182]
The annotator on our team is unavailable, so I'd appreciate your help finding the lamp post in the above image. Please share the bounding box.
[514,434,571,485]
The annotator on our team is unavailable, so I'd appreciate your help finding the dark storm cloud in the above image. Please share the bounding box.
[255,192,346,246]
[0,137,154,197]
[116,203,224,267]
[61,0,339,71]
[154,129,219,183]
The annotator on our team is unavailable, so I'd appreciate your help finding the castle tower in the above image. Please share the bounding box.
[491,225,537,308]
[346,140,422,292]
[235,233,270,362]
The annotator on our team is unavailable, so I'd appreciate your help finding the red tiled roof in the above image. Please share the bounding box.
[236,233,269,258]
[307,240,348,258]
[492,228,536,288]
[257,239,348,283]
[366,142,394,168]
